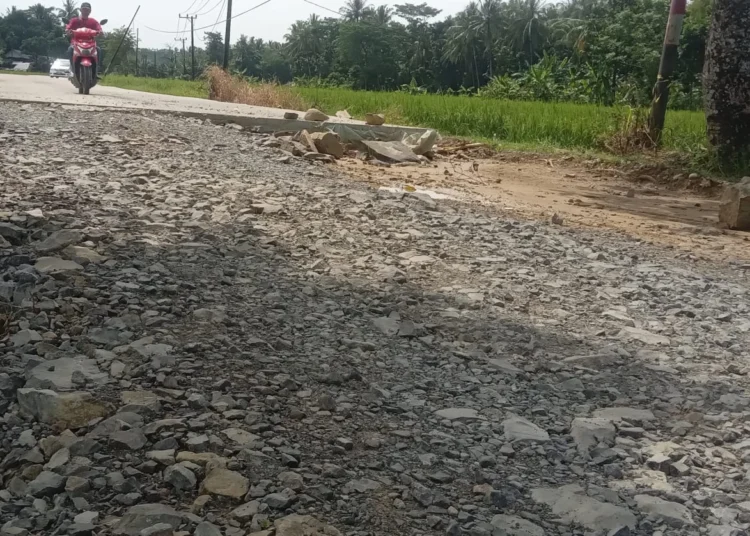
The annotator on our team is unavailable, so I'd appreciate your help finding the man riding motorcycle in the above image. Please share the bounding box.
[65,2,104,78]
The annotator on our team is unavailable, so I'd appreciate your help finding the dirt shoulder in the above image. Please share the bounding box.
[337,150,750,263]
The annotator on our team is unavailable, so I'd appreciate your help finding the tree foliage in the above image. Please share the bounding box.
[0,0,715,109]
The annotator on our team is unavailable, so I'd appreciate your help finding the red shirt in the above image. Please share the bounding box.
[66,17,102,40]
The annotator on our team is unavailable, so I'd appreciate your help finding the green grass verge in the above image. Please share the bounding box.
[102,74,208,99]
[0,70,46,76]
[100,75,710,162]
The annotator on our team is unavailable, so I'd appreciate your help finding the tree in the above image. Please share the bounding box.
[703,0,750,166]
[374,5,392,25]
[506,0,548,65]
[394,2,441,23]
[444,3,483,88]
[341,0,372,22]
[285,19,323,76]
[337,21,400,88]
[58,0,78,22]
[233,35,263,77]
[471,0,502,79]
[204,31,224,65]
[100,27,135,72]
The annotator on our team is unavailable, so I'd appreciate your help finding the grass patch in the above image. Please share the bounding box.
[101,74,711,166]
[101,74,207,98]
[0,69,45,76]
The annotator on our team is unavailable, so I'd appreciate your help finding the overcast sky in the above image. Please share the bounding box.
[4,0,470,48]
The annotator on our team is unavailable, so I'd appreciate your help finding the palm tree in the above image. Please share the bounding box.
[444,2,482,87]
[374,5,392,24]
[507,0,548,65]
[58,0,78,22]
[27,3,57,24]
[285,18,324,76]
[341,0,370,22]
[470,0,502,78]
[703,0,750,166]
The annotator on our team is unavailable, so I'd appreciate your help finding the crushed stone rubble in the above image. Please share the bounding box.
[1,101,750,536]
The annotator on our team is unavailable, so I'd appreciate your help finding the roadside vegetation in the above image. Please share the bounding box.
[102,71,707,157]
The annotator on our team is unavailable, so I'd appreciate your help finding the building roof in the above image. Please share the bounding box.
[5,49,32,60]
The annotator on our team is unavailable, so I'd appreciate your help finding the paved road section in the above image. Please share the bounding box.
[0,74,423,138]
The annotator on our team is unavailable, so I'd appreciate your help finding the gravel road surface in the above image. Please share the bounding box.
[2,101,750,536]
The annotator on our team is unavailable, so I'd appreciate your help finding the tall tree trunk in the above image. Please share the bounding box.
[703,0,750,166]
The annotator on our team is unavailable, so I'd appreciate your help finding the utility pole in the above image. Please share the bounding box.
[135,28,139,76]
[153,50,157,77]
[222,0,232,70]
[648,0,687,143]
[175,37,187,76]
[179,14,197,80]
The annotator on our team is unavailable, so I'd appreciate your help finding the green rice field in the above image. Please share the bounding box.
[101,75,708,154]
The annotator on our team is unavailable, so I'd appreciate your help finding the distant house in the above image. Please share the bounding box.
[5,49,32,63]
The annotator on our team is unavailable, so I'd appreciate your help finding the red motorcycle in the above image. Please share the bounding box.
[69,21,107,94]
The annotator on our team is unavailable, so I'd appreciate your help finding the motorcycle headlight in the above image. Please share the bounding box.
[80,48,93,56]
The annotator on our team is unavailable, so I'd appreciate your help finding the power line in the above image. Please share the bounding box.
[193,0,224,16]
[189,0,213,15]
[210,0,227,32]
[180,0,201,16]
[303,0,341,16]
[144,0,274,34]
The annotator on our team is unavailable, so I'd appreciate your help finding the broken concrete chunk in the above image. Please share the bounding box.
[304,109,329,122]
[298,130,318,153]
[365,113,385,126]
[310,132,344,159]
[362,140,420,164]
[719,177,750,230]
[411,129,438,155]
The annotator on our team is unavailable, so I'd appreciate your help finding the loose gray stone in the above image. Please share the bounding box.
[114,504,186,535]
[34,229,82,253]
[503,415,549,443]
[532,485,636,532]
[194,522,222,536]
[490,515,544,536]
[571,417,616,452]
[164,464,197,491]
[435,407,483,421]
[634,494,694,527]
[26,471,66,497]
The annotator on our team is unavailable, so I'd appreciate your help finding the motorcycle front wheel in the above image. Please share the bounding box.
[81,65,93,95]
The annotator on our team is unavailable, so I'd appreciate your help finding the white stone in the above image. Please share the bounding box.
[503,415,549,443]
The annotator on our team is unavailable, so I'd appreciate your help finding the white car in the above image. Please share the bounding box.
[50,59,70,78]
